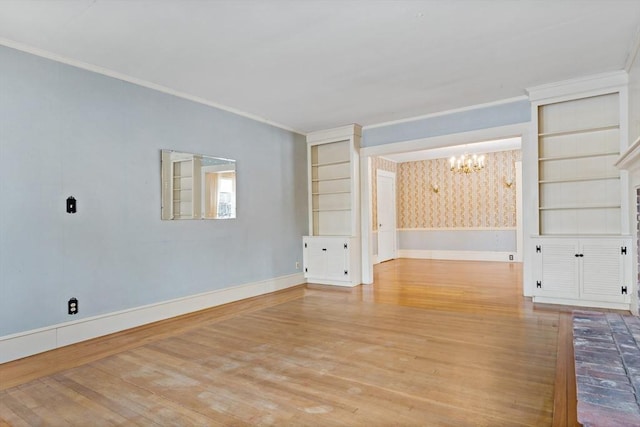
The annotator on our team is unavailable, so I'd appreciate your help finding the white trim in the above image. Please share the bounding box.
[515,161,524,263]
[362,96,528,130]
[624,23,640,72]
[526,71,628,102]
[532,296,630,311]
[306,124,362,145]
[0,273,305,364]
[361,157,374,284]
[398,249,515,263]
[0,38,302,135]
[616,135,640,171]
[304,279,359,287]
[361,123,528,158]
[398,227,516,231]
[360,122,528,286]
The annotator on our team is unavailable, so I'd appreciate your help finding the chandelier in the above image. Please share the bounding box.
[449,153,486,174]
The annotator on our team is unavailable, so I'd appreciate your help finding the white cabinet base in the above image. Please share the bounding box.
[532,296,630,311]
[532,236,631,310]
[303,236,361,287]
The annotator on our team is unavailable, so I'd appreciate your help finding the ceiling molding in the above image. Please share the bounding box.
[526,70,628,102]
[0,38,303,135]
[625,22,640,72]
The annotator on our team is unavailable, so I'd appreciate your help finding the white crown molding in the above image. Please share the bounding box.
[526,70,629,102]
[362,96,529,131]
[0,38,303,135]
[0,272,305,364]
[625,22,640,72]
[306,123,362,144]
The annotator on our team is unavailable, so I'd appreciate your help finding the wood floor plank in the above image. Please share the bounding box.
[0,260,579,425]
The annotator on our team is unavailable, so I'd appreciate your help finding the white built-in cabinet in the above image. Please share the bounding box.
[531,237,631,307]
[528,73,632,310]
[303,125,361,286]
[303,236,359,285]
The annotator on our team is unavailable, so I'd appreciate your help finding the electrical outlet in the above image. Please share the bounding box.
[295,261,300,269]
[509,254,514,261]
[68,297,78,315]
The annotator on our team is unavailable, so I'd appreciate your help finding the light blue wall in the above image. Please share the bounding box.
[0,46,308,336]
[362,99,530,147]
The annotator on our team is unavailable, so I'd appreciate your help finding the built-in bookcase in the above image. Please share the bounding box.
[528,72,632,311]
[304,124,361,287]
[311,140,352,236]
[537,92,621,235]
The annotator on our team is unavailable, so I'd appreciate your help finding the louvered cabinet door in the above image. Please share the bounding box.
[534,240,580,299]
[581,239,630,303]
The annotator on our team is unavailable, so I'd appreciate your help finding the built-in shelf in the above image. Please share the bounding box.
[539,175,620,184]
[539,204,621,211]
[305,124,361,286]
[311,160,350,167]
[529,75,630,310]
[311,176,350,182]
[312,191,351,195]
[538,124,619,138]
[538,152,620,162]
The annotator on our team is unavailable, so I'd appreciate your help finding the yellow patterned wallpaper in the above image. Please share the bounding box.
[371,156,398,231]
[397,150,520,228]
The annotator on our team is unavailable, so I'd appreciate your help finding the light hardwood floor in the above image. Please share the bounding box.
[1,259,578,426]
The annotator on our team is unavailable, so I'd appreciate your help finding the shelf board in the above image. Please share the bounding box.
[311,160,349,167]
[538,124,619,138]
[312,176,350,182]
[539,204,621,211]
[539,175,619,184]
[312,191,351,196]
[538,151,620,162]
[312,208,351,212]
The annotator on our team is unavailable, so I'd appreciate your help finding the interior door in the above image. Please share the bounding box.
[377,171,396,263]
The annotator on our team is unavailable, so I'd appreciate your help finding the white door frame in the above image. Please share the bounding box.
[376,169,397,263]
[360,122,529,286]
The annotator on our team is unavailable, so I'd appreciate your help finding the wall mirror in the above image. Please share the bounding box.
[161,150,236,220]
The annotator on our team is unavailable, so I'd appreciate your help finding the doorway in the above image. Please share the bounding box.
[376,170,397,263]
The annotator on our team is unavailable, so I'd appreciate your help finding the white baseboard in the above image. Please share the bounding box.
[304,277,359,287]
[0,273,305,364]
[398,249,515,262]
[532,296,630,311]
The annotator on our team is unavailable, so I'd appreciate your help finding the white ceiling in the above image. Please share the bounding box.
[0,1,639,134]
